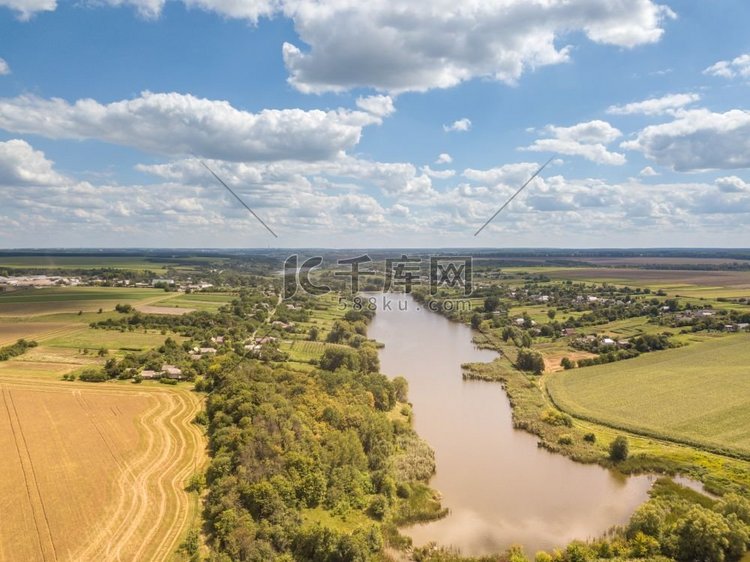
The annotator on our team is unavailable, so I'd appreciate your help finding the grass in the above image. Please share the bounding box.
[547,334,750,457]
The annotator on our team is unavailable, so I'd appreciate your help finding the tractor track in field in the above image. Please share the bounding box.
[2,386,58,562]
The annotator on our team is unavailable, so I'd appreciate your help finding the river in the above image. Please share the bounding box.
[367,294,655,556]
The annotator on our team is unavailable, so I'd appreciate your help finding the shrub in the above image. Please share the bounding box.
[583,433,596,443]
[609,436,629,462]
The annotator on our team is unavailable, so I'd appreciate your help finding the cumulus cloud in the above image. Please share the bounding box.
[522,120,626,165]
[137,153,437,199]
[704,53,750,79]
[715,176,749,193]
[0,139,69,186]
[281,0,675,93]
[444,118,471,133]
[0,58,10,75]
[421,165,455,179]
[622,109,750,171]
[0,91,381,162]
[0,0,56,20]
[355,94,395,118]
[607,93,700,116]
[639,166,659,177]
[435,153,452,165]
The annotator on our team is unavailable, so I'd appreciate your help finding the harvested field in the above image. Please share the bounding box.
[0,380,205,562]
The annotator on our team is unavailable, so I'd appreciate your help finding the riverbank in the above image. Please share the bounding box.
[418,297,750,496]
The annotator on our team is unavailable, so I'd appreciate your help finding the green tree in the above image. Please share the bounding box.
[671,506,731,562]
[609,436,629,462]
[471,313,482,329]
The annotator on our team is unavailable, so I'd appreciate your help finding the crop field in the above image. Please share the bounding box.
[0,288,172,317]
[547,334,750,456]
[0,256,174,272]
[539,267,750,298]
[0,379,205,562]
[147,293,235,312]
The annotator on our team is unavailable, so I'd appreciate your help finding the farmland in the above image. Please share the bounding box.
[0,379,205,562]
[0,283,209,561]
[547,334,750,456]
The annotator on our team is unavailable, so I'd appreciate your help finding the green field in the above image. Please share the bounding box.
[547,334,750,457]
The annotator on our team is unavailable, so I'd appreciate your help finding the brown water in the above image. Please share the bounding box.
[368,294,655,556]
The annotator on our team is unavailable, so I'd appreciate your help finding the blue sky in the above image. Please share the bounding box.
[0,0,749,248]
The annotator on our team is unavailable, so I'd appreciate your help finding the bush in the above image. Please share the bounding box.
[560,357,575,370]
[78,368,108,382]
[609,436,629,462]
[558,435,574,445]
[583,433,596,443]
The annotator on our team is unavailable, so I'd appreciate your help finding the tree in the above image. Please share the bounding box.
[671,506,731,562]
[560,357,575,370]
[484,296,500,312]
[471,313,482,329]
[308,326,319,341]
[516,349,545,374]
[609,436,629,462]
[392,376,409,402]
[320,347,360,372]
[547,309,557,320]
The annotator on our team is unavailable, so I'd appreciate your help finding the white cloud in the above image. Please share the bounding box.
[607,93,700,116]
[0,91,381,162]
[0,58,10,75]
[421,165,455,179]
[355,94,395,118]
[715,176,749,193]
[281,0,674,93]
[0,0,56,20]
[704,53,750,79]
[0,139,69,186]
[622,109,750,171]
[639,166,659,177]
[444,118,471,133]
[463,162,540,186]
[435,153,452,165]
[522,120,625,165]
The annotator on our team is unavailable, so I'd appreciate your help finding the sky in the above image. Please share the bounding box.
[0,0,749,249]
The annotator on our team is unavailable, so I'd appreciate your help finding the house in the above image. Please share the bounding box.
[738,323,749,331]
[161,365,183,380]
[189,353,203,361]
[563,328,577,337]
[211,336,225,344]
[140,369,159,379]
[617,339,631,349]
[514,318,526,326]
[601,337,616,346]
[199,347,217,354]
[255,336,276,345]
[724,324,738,332]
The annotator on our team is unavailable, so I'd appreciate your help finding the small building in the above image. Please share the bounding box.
[140,369,159,379]
[211,336,225,344]
[161,365,183,380]
[563,328,577,337]
[199,347,217,354]
[601,337,616,346]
